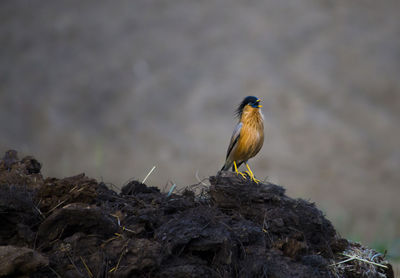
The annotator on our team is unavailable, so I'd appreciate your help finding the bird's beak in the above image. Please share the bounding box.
[256,99,262,108]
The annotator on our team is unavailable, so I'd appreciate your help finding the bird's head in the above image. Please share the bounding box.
[236,96,262,118]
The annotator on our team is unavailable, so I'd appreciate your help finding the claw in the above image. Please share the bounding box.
[238,171,247,179]
[234,161,247,179]
[246,163,260,184]
[251,176,261,183]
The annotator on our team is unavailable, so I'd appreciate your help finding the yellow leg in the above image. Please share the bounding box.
[245,163,261,183]
[234,161,247,179]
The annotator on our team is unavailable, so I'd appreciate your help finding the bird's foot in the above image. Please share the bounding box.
[233,161,247,179]
[245,171,260,183]
[236,170,247,179]
[245,163,261,183]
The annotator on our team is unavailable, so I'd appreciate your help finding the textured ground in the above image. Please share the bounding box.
[0,150,394,277]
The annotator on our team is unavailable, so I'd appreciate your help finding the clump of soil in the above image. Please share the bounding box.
[0,150,393,278]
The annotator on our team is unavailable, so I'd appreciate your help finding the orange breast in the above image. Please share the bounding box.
[231,107,264,162]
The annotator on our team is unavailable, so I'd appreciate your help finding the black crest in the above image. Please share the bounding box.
[235,96,260,118]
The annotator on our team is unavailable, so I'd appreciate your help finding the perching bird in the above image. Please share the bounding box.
[221,96,264,183]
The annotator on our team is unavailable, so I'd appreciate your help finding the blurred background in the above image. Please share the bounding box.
[1,0,399,266]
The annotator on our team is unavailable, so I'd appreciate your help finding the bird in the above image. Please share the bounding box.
[221,96,264,183]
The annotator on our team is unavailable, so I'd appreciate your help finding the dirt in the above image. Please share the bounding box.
[0,150,394,278]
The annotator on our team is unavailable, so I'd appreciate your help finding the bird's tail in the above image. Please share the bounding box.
[220,161,233,171]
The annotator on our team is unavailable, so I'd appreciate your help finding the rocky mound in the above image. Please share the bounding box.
[0,150,393,277]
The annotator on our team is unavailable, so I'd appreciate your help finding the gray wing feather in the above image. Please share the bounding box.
[226,122,242,159]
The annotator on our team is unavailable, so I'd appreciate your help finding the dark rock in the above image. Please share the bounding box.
[0,184,41,246]
[0,151,392,278]
[36,173,99,213]
[121,180,160,195]
[21,156,41,174]
[210,172,339,258]
[0,245,48,277]
[37,203,118,247]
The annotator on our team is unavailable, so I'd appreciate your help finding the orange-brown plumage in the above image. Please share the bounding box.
[221,96,264,173]
[231,105,264,163]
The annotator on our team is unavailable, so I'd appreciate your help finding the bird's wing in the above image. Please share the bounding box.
[226,122,242,159]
